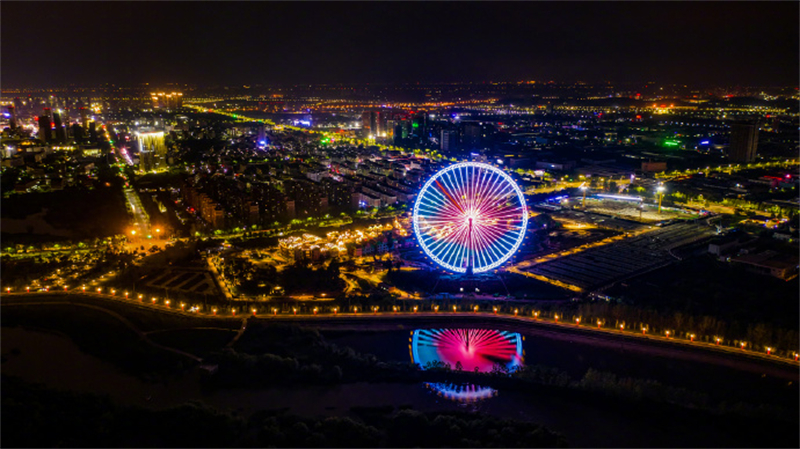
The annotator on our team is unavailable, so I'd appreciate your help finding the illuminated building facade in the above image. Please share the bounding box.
[137,130,167,171]
[151,92,183,109]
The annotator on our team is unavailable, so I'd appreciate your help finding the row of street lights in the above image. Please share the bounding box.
[4,286,799,362]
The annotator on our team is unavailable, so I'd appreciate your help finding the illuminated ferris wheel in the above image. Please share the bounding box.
[412,162,528,274]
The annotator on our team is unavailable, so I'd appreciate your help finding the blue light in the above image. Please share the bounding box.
[700,140,710,145]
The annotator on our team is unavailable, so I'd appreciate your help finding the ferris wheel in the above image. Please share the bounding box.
[412,162,528,274]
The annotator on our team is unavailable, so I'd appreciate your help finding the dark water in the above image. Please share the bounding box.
[3,325,798,447]
[322,328,799,408]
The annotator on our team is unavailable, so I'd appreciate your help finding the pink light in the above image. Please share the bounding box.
[412,329,522,373]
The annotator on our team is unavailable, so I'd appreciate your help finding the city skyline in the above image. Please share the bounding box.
[2,2,798,87]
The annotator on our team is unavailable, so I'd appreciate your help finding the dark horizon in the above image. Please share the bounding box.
[2,2,799,88]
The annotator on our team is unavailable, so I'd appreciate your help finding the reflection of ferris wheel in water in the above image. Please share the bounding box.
[413,162,528,274]
[411,328,524,373]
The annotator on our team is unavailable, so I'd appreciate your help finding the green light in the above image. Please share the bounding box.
[664,140,680,147]
[412,123,419,128]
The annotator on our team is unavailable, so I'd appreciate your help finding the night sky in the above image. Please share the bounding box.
[2,2,798,87]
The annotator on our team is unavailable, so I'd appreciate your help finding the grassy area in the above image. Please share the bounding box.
[148,328,237,357]
[1,187,129,242]
[605,255,799,330]
[1,304,186,378]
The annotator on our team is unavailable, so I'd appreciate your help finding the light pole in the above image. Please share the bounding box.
[580,185,588,209]
[656,185,666,214]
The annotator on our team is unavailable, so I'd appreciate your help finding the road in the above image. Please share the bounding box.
[2,291,797,370]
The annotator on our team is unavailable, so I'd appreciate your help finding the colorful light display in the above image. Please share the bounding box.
[413,162,528,273]
[425,383,498,402]
[411,328,523,373]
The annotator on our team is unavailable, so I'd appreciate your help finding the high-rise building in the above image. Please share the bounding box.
[53,112,66,142]
[89,122,98,141]
[137,130,168,171]
[257,125,267,146]
[441,130,457,152]
[377,110,390,137]
[79,106,89,130]
[71,123,84,141]
[463,122,482,149]
[728,121,759,163]
[151,92,183,109]
[38,115,52,142]
[413,113,428,142]
[6,105,16,130]
[361,111,379,138]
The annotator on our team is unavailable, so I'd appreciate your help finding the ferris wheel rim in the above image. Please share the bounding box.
[412,162,528,273]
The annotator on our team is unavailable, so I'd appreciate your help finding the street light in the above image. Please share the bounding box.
[213,308,217,315]
[514,308,518,316]
[434,305,439,312]
[575,317,581,325]
[252,308,257,316]
[690,334,695,342]
[656,185,666,214]
[413,306,418,313]
[313,307,318,315]
[715,337,721,345]
[580,185,588,208]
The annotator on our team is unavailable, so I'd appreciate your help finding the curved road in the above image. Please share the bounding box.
[2,292,797,380]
